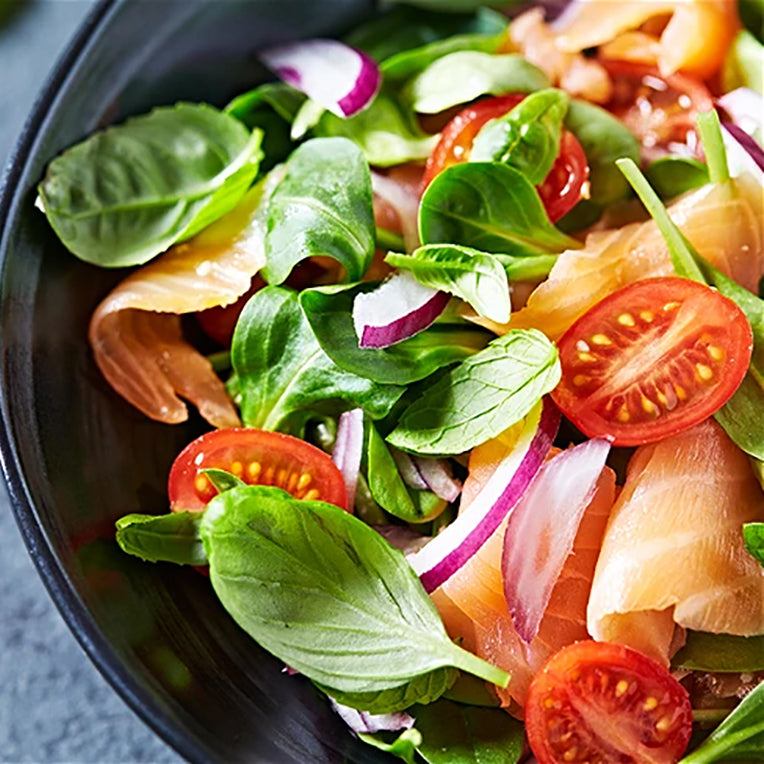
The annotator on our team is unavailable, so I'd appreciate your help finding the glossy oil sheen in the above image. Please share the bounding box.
[0,1,391,761]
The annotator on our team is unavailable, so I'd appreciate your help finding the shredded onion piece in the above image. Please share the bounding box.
[722,122,764,182]
[503,438,611,643]
[413,457,462,503]
[260,39,381,118]
[332,409,365,511]
[408,400,560,593]
[330,699,415,735]
[374,525,431,558]
[391,449,429,491]
[371,171,421,253]
[718,88,764,139]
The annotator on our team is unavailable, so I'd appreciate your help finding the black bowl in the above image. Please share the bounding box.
[0,1,393,761]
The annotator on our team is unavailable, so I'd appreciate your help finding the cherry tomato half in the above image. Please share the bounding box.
[601,60,714,161]
[168,428,348,512]
[421,95,589,222]
[552,277,752,446]
[526,641,694,764]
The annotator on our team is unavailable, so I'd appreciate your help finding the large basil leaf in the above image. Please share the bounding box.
[38,103,263,267]
[115,512,206,566]
[313,94,438,167]
[672,631,764,672]
[231,286,402,434]
[679,680,764,763]
[404,52,549,114]
[388,329,560,455]
[419,162,580,256]
[299,283,490,384]
[744,522,764,566]
[263,137,375,284]
[414,699,525,764]
[200,485,510,694]
[471,88,570,185]
[386,244,511,324]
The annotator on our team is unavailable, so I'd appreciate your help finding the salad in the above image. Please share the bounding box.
[35,0,764,761]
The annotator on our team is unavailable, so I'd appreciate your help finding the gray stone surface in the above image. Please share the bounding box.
[0,2,183,762]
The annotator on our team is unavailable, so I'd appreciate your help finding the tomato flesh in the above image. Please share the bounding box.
[168,428,348,512]
[526,641,693,764]
[421,95,589,222]
[552,278,752,446]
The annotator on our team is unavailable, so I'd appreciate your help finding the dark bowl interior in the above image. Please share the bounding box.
[0,1,395,761]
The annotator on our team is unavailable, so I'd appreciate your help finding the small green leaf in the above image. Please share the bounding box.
[743,522,764,566]
[645,157,710,200]
[673,631,764,672]
[357,728,423,764]
[115,512,206,566]
[201,469,246,494]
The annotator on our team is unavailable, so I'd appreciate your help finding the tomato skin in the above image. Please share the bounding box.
[168,428,348,512]
[526,641,693,764]
[421,95,589,222]
[552,278,752,446]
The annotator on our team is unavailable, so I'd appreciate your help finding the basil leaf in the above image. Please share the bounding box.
[744,522,764,566]
[386,244,511,324]
[723,29,764,95]
[38,103,263,268]
[231,286,403,434]
[679,681,764,763]
[299,283,490,385]
[357,729,422,764]
[263,137,375,284]
[200,485,510,693]
[645,157,710,200]
[404,52,549,114]
[443,673,501,707]
[201,468,246,494]
[313,94,438,167]
[673,631,764,672]
[115,512,206,566]
[419,162,580,256]
[414,699,525,764]
[321,667,458,714]
[388,329,560,455]
[471,88,570,185]
[564,99,640,205]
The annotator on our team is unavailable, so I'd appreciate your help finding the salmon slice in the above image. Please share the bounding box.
[588,419,764,667]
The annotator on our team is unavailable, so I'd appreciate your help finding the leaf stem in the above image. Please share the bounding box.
[376,226,406,253]
[696,110,730,185]
[449,643,510,688]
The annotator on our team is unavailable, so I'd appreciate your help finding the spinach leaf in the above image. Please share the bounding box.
[673,631,764,672]
[231,286,403,434]
[263,137,375,284]
[404,52,549,114]
[723,29,763,95]
[471,88,570,185]
[313,94,438,167]
[115,512,206,566]
[357,729,422,764]
[564,100,640,205]
[367,423,447,523]
[414,699,525,764]
[200,485,511,693]
[645,157,710,200]
[744,522,764,566]
[419,162,580,256]
[388,329,560,455]
[386,244,511,324]
[679,680,764,763]
[299,283,490,385]
[38,103,263,268]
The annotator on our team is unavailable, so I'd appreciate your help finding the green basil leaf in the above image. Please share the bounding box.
[231,286,403,434]
[414,699,525,764]
[673,631,764,672]
[201,468,246,494]
[115,512,206,566]
[679,680,764,763]
[200,485,510,692]
[386,244,511,324]
[357,729,423,764]
[404,52,549,114]
[471,88,570,185]
[744,522,764,566]
[443,673,501,707]
[419,162,580,256]
[263,137,375,284]
[38,103,263,267]
[723,29,764,96]
[313,94,438,167]
[564,99,641,205]
[645,157,710,200]
[299,282,490,385]
[388,329,560,455]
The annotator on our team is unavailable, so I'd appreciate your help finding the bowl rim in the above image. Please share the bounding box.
[0,1,203,760]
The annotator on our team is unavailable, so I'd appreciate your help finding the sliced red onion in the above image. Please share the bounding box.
[330,699,415,735]
[259,39,381,118]
[371,171,421,253]
[722,122,764,180]
[412,457,462,503]
[374,525,431,558]
[502,438,611,644]
[408,399,560,593]
[332,409,365,510]
[391,448,429,491]
[717,88,764,139]
[352,271,450,349]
